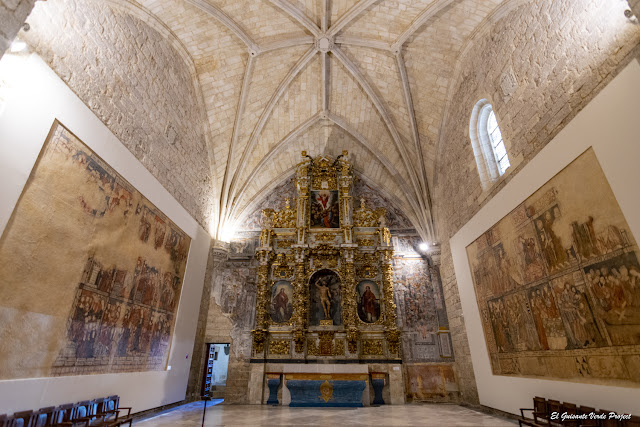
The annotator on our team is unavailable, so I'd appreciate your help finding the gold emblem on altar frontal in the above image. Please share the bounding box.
[319,380,333,403]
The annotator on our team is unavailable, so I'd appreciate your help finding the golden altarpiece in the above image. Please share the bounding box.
[251,151,401,361]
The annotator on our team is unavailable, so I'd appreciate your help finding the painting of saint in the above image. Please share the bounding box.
[309,269,342,326]
[269,281,293,323]
[310,190,340,228]
[357,280,380,323]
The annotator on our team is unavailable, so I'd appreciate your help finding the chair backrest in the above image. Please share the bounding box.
[622,415,640,427]
[71,401,95,421]
[547,399,562,420]
[9,411,35,427]
[33,407,55,427]
[54,404,74,424]
[107,395,120,412]
[533,396,548,416]
[578,406,598,427]
[599,410,620,427]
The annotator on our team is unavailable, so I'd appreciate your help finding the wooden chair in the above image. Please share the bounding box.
[0,414,7,427]
[622,415,640,427]
[51,403,74,426]
[577,406,598,427]
[32,407,57,427]
[8,410,37,427]
[599,410,620,427]
[519,396,550,427]
[546,400,562,427]
[67,401,97,427]
[83,397,133,427]
[561,402,580,427]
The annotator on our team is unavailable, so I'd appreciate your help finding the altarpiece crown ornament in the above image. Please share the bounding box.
[251,151,400,362]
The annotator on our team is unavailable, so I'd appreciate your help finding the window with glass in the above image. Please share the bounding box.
[487,110,509,175]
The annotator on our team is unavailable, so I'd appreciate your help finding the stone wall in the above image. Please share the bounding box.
[0,0,36,59]
[21,0,214,229]
[433,0,640,404]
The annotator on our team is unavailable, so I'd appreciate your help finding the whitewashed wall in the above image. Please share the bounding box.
[0,53,210,414]
[450,59,640,415]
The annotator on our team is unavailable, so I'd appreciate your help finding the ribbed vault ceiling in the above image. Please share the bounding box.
[26,0,508,241]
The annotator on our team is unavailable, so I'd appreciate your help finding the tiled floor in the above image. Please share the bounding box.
[136,401,517,426]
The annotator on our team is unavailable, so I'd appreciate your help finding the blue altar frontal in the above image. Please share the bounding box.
[285,374,368,407]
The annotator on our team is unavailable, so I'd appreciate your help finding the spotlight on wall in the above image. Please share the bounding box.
[419,243,429,252]
[9,39,27,53]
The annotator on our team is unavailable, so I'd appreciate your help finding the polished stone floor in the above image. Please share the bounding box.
[136,401,517,426]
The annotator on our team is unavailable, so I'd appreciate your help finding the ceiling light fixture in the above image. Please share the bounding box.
[419,243,429,252]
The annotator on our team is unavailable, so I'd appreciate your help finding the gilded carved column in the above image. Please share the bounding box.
[343,247,359,354]
[292,246,307,353]
[292,152,311,353]
[252,212,274,355]
[379,225,401,356]
[338,152,354,244]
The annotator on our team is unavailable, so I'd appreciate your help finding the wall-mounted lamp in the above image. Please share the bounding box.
[418,243,429,252]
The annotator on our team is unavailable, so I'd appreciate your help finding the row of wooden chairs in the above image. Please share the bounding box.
[519,396,640,427]
[0,395,133,427]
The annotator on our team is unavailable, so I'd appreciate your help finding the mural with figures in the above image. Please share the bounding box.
[466,148,640,385]
[0,122,190,379]
[393,254,452,363]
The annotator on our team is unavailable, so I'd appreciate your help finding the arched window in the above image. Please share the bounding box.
[469,99,510,189]
[487,110,510,175]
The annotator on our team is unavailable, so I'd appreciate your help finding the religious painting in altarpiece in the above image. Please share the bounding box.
[466,148,640,386]
[0,121,190,380]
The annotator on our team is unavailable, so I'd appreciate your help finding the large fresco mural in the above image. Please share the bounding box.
[0,122,190,379]
[393,255,452,362]
[466,148,640,385]
[210,259,257,359]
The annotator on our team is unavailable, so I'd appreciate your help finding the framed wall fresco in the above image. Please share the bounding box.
[466,148,640,386]
[0,121,190,379]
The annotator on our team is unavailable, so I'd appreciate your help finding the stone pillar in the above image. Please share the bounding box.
[186,239,229,401]
[0,0,37,60]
